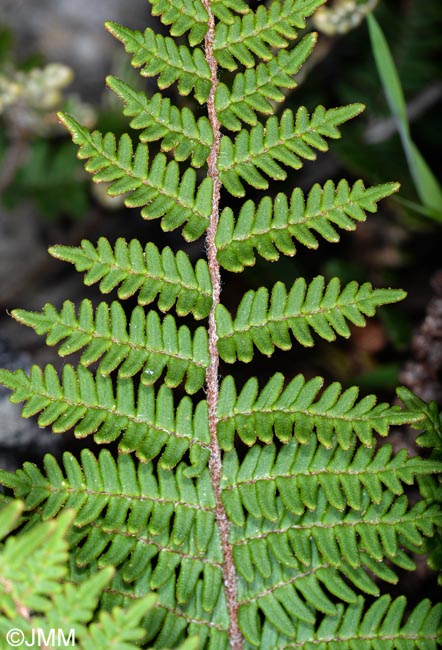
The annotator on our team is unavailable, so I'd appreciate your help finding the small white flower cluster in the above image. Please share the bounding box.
[313,0,379,36]
[0,63,73,113]
[0,63,95,134]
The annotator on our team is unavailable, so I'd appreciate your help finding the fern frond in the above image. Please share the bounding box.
[0,365,210,469]
[237,556,376,643]
[216,34,317,131]
[256,596,442,649]
[12,301,209,395]
[0,509,73,617]
[219,105,364,196]
[214,0,322,71]
[216,278,405,362]
[216,180,399,272]
[149,0,209,46]
[59,114,212,241]
[106,22,211,103]
[0,453,227,646]
[49,238,212,320]
[78,595,167,650]
[0,504,167,650]
[0,450,216,543]
[398,386,442,450]
[217,373,421,450]
[0,500,23,540]
[107,77,213,168]
[221,438,442,524]
[232,491,440,585]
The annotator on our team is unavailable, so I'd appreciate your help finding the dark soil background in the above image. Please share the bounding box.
[0,0,441,611]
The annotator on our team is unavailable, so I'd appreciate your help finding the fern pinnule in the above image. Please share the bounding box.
[12,301,209,394]
[106,22,211,102]
[0,365,210,470]
[213,0,322,71]
[215,278,405,362]
[58,114,213,240]
[216,373,421,450]
[258,596,442,649]
[221,438,442,522]
[149,0,210,45]
[107,77,213,168]
[49,239,212,319]
[216,34,317,131]
[216,180,399,271]
[218,105,365,197]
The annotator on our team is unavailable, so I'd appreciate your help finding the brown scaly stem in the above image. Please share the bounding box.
[202,1,243,648]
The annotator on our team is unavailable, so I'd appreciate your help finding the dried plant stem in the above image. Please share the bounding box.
[202,1,243,648]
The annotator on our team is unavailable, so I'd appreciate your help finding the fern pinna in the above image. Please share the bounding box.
[0,2,441,649]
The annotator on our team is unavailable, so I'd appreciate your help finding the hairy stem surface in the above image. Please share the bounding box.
[202,2,243,648]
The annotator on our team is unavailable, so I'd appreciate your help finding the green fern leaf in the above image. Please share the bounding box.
[257,596,442,649]
[149,0,209,46]
[0,500,24,541]
[107,77,213,168]
[12,301,209,394]
[217,373,422,450]
[211,0,250,23]
[216,278,405,362]
[0,450,216,543]
[216,180,399,272]
[0,452,226,646]
[1,3,439,649]
[219,105,364,196]
[231,490,441,581]
[78,594,163,650]
[0,510,73,617]
[398,386,442,449]
[8,452,432,649]
[106,22,211,103]
[49,238,212,320]
[221,438,442,524]
[215,34,317,131]
[0,366,210,469]
[59,114,212,241]
[214,0,322,71]
[0,506,172,650]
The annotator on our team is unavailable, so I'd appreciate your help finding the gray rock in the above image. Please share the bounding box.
[1,0,150,100]
[0,338,60,471]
